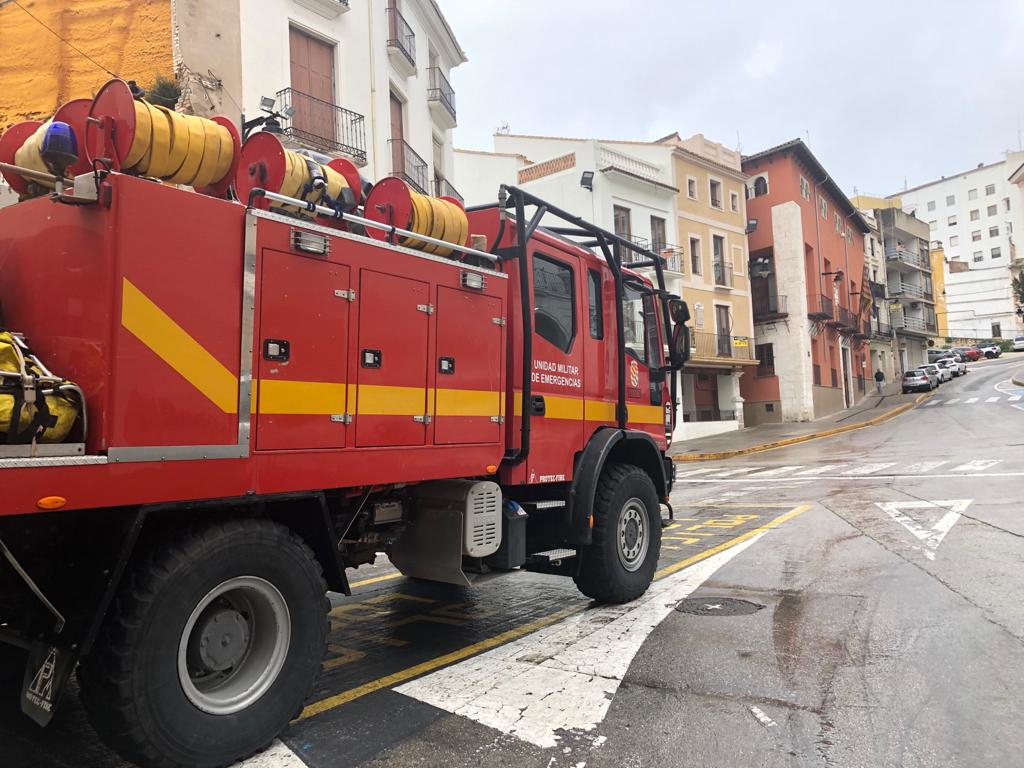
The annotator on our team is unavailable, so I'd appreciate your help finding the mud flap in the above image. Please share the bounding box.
[389,505,472,587]
[21,641,77,726]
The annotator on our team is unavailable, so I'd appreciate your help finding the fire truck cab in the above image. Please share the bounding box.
[0,147,689,766]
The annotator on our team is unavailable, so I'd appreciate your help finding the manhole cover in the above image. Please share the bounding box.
[675,597,764,616]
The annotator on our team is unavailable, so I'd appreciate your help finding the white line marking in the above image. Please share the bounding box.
[923,400,942,407]
[875,500,972,558]
[795,465,845,475]
[965,397,979,404]
[750,466,803,477]
[749,705,778,728]
[676,467,720,477]
[986,396,1000,403]
[708,467,764,477]
[842,463,896,476]
[950,459,1001,472]
[234,740,306,768]
[396,533,767,748]
[945,398,960,405]
[1011,396,1022,402]
[903,460,947,473]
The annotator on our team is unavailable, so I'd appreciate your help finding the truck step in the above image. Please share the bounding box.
[527,547,577,564]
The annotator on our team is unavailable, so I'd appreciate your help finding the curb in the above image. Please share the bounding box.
[672,392,932,462]
[1014,374,1024,388]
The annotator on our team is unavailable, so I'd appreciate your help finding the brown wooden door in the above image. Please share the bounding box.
[390,92,405,174]
[289,28,335,142]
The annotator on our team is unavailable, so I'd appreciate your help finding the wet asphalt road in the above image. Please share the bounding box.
[2,355,1023,768]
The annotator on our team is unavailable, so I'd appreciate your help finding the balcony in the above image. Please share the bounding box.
[690,331,755,362]
[389,139,428,193]
[871,320,892,339]
[659,245,684,274]
[615,235,649,265]
[808,293,834,320]
[275,87,367,166]
[753,294,787,322]
[893,315,932,337]
[712,260,733,288]
[887,279,929,301]
[836,306,856,332]
[434,176,463,204]
[386,4,417,76]
[427,67,456,129]
[886,246,930,271]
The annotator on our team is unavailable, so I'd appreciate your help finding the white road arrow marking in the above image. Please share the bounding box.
[951,459,1001,472]
[395,533,764,748]
[875,499,972,560]
[1010,395,1022,402]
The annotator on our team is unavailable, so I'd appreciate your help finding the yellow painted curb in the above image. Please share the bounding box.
[672,393,932,462]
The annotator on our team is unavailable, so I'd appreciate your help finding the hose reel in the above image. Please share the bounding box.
[0,98,92,194]
[362,176,468,258]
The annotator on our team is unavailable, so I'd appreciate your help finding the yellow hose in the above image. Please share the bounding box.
[402,191,467,257]
[13,121,55,181]
[125,100,233,188]
[272,147,350,218]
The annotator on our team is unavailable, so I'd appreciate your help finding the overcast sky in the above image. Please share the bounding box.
[442,0,1024,197]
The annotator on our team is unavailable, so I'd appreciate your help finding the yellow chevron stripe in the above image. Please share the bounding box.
[121,278,238,414]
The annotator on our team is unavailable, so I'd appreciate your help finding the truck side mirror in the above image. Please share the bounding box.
[669,299,691,370]
[669,299,690,324]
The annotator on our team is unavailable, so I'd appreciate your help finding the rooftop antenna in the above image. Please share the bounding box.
[496,122,510,135]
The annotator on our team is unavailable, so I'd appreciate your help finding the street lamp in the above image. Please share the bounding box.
[821,269,844,285]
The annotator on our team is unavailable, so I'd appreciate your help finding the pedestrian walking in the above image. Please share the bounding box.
[874,368,885,394]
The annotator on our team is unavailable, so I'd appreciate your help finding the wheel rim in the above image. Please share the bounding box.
[177,576,291,715]
[617,498,649,573]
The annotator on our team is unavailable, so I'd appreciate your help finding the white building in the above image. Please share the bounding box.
[894,152,1024,340]
[235,0,466,197]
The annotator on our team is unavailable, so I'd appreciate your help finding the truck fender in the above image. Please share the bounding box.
[567,428,667,547]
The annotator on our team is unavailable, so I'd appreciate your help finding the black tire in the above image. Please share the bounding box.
[574,463,661,604]
[78,519,329,768]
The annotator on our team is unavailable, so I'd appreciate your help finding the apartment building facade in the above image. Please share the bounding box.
[894,152,1024,340]
[740,140,871,425]
[455,132,756,441]
[853,205,900,381]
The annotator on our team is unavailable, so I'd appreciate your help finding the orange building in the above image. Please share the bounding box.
[739,140,871,424]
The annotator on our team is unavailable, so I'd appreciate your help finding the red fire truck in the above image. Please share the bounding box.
[0,108,689,767]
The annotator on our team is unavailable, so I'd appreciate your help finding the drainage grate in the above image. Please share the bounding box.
[675,597,765,616]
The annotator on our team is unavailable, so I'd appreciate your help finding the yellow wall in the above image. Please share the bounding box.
[931,246,949,337]
[850,194,902,211]
[0,0,173,130]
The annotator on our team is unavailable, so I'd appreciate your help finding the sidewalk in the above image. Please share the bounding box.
[670,383,927,461]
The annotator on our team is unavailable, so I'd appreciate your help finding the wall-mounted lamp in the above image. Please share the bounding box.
[750,255,772,279]
[822,269,844,285]
[580,171,595,191]
[745,218,758,234]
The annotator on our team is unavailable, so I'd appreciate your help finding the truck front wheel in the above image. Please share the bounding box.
[78,519,328,768]
[574,463,661,603]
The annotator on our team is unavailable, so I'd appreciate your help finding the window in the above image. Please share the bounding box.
[650,216,666,253]
[968,189,978,201]
[820,198,828,219]
[687,176,698,200]
[948,215,957,226]
[753,176,769,197]
[970,209,980,221]
[973,250,983,262]
[928,220,937,229]
[946,194,956,206]
[987,204,997,216]
[622,284,648,364]
[693,302,704,329]
[799,176,810,200]
[730,191,740,213]
[927,200,936,211]
[992,322,1002,338]
[689,236,702,275]
[949,235,959,247]
[833,212,840,232]
[972,230,981,242]
[989,226,999,238]
[587,269,603,340]
[613,205,631,262]
[1005,197,1012,212]
[992,246,1002,258]
[755,343,775,376]
[533,254,576,353]
[709,178,723,209]
[985,184,996,195]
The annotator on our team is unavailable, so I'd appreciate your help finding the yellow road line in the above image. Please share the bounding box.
[300,502,811,722]
[348,572,403,589]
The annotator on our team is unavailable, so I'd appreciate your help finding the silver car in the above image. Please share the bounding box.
[920,362,950,384]
[936,356,966,376]
[902,369,934,393]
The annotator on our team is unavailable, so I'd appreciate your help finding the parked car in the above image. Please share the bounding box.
[1013,336,1024,352]
[975,343,1001,359]
[902,369,934,393]
[953,346,983,361]
[920,363,949,384]
[927,348,948,362]
[936,357,965,377]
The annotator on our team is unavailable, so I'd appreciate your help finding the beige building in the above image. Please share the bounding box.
[658,134,757,437]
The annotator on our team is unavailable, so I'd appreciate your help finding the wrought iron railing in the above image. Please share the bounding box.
[434,177,463,204]
[872,320,892,338]
[809,293,834,319]
[616,235,650,264]
[712,260,733,287]
[389,139,428,193]
[428,67,456,122]
[837,306,856,330]
[386,4,416,68]
[658,245,685,273]
[753,294,787,321]
[690,331,755,361]
[275,88,367,166]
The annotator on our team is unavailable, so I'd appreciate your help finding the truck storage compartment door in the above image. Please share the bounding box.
[355,271,430,447]
[434,286,503,445]
[256,249,351,451]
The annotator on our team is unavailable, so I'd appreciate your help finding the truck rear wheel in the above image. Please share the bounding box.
[573,463,661,603]
[78,519,328,768]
